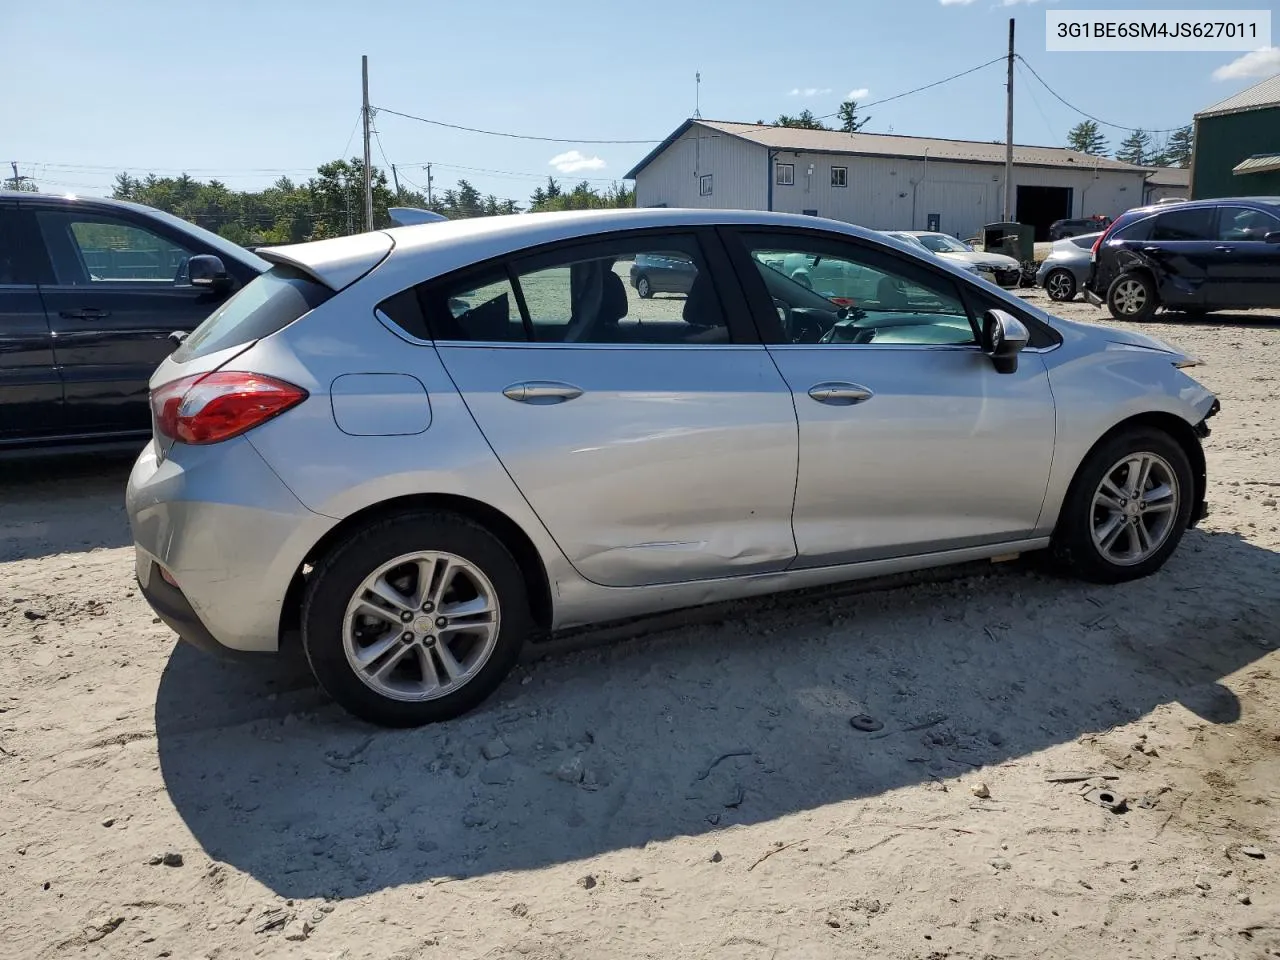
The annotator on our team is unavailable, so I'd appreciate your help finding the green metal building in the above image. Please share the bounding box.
[1192,74,1280,199]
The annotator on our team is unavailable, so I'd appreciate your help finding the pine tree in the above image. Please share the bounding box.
[775,109,828,130]
[1162,125,1194,168]
[837,101,869,133]
[1115,129,1152,165]
[1066,120,1108,156]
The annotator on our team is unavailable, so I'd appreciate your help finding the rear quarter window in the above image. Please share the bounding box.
[172,265,331,362]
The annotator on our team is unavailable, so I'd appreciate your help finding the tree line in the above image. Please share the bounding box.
[107,160,634,247]
[1065,120,1193,168]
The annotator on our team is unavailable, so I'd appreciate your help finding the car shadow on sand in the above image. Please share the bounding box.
[0,454,136,562]
[155,528,1278,900]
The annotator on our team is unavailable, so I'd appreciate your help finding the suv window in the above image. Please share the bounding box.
[0,208,38,285]
[1217,206,1280,242]
[1149,208,1214,242]
[742,233,976,346]
[35,210,195,284]
[421,235,730,345]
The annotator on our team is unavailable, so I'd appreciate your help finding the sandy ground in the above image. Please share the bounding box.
[2,290,1279,960]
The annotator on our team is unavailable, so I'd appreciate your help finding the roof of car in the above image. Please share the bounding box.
[1120,196,1280,218]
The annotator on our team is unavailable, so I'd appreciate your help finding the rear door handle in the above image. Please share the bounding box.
[1214,245,1234,253]
[807,381,874,405]
[1140,247,1162,254]
[502,380,584,404]
[59,308,111,320]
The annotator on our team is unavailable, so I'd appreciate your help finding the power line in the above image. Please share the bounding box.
[1016,61,1059,144]
[1015,55,1184,134]
[814,56,1008,121]
[400,160,619,183]
[373,106,663,144]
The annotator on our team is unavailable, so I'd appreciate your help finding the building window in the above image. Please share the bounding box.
[775,162,794,186]
[699,174,713,197]
[831,166,848,188]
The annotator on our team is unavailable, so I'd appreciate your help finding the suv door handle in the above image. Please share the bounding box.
[502,380,584,404]
[1214,245,1234,253]
[59,308,111,320]
[1140,247,1162,254]
[808,381,874,405]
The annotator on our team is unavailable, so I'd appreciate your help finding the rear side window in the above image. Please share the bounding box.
[172,265,331,362]
[1150,208,1214,242]
[1112,216,1153,242]
[1069,235,1099,250]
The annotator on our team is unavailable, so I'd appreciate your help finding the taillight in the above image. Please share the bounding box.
[150,371,307,445]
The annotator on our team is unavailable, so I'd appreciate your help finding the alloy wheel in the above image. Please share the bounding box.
[1090,453,1179,566]
[342,551,501,702]
[1112,279,1148,316]
[1046,271,1074,301]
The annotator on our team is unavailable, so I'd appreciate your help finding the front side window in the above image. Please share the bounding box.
[35,210,194,284]
[776,163,795,186]
[742,233,975,346]
[0,209,39,285]
[1150,208,1214,242]
[831,166,847,188]
[422,235,730,346]
[1216,206,1280,242]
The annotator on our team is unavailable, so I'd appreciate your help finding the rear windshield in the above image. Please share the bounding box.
[173,265,331,362]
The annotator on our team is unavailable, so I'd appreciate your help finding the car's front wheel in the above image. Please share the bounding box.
[301,511,530,727]
[1107,272,1159,322]
[1053,428,1194,583]
[635,274,653,298]
[1045,268,1077,302]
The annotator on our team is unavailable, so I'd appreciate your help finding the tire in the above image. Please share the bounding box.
[1106,272,1159,322]
[301,510,531,727]
[635,275,652,299]
[1045,269,1077,302]
[1052,428,1194,584]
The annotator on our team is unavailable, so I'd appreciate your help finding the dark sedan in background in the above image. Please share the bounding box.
[1086,197,1280,321]
[628,251,697,298]
[0,192,265,453]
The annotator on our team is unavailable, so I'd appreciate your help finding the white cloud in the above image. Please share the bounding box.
[938,0,976,5]
[1213,46,1280,81]
[788,87,832,97]
[548,150,606,174]
[847,87,870,101]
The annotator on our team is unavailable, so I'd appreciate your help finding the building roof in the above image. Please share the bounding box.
[625,119,1148,179]
[1146,167,1191,187]
[1196,73,1280,119]
[1233,153,1280,176]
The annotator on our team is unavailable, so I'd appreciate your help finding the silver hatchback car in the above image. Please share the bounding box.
[127,209,1219,726]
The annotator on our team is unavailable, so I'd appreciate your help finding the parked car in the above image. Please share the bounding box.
[1086,197,1280,321]
[0,191,266,453]
[900,231,1022,288]
[1049,217,1111,241]
[127,208,1219,726]
[1036,232,1102,302]
[629,251,696,297]
[882,231,984,278]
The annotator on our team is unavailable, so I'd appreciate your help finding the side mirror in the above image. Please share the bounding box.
[1264,232,1280,244]
[981,308,1030,375]
[188,254,230,291]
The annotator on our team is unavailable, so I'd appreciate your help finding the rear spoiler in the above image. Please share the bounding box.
[388,207,448,226]
[255,231,394,291]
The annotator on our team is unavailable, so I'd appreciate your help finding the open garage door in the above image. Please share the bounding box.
[1016,186,1073,242]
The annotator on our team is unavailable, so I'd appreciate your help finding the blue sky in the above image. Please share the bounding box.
[3,0,1277,204]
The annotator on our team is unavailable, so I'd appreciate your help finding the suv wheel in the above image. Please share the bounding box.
[635,275,653,298]
[1045,269,1077,302]
[1052,428,1193,584]
[302,511,530,727]
[1107,272,1158,322]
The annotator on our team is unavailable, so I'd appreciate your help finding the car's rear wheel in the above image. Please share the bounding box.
[635,275,653,298]
[301,511,530,727]
[1045,269,1077,302]
[1106,272,1159,322]
[1052,428,1193,583]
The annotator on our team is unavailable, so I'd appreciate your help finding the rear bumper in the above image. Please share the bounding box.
[1084,287,1103,307]
[127,437,336,653]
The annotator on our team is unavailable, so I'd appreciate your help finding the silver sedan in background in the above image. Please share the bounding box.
[1037,232,1102,302]
[127,209,1218,726]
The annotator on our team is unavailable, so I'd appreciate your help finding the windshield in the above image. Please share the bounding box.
[915,234,972,254]
[887,232,929,252]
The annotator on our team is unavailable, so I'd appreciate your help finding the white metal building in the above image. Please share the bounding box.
[626,120,1152,242]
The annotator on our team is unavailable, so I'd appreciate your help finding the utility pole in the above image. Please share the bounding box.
[693,71,702,119]
[426,163,434,206]
[390,162,401,200]
[1004,17,1015,222]
[361,54,374,232]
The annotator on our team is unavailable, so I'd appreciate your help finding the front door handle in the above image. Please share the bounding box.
[1214,245,1234,253]
[502,380,584,404]
[59,308,111,320]
[808,381,874,405]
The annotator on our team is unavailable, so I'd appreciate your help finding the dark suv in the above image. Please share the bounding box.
[1049,216,1111,241]
[0,192,266,454]
[1086,197,1280,322]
